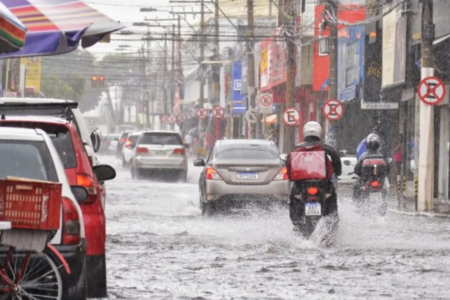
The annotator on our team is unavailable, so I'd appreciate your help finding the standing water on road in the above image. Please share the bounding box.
[102,156,450,300]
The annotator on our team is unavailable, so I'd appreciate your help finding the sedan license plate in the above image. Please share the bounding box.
[237,172,258,180]
[370,193,383,202]
[305,203,321,216]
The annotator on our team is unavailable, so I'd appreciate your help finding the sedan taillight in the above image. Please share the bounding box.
[173,148,186,155]
[136,147,149,154]
[273,167,289,180]
[206,167,222,180]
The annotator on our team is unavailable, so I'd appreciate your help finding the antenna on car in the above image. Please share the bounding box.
[1,114,5,120]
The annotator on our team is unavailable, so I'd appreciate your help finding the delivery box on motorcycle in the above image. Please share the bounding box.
[288,147,332,181]
[361,157,388,178]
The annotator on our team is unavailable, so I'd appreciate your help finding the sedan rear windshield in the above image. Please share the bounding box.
[215,145,280,160]
[139,133,183,146]
[0,140,58,182]
[0,122,77,169]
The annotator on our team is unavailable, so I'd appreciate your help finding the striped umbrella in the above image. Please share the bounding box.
[0,0,124,57]
[0,2,27,53]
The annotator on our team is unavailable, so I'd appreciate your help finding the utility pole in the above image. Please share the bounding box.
[164,33,168,123]
[278,0,284,26]
[324,0,338,146]
[283,0,296,152]
[247,0,256,139]
[178,15,183,112]
[170,24,176,130]
[418,0,434,212]
[145,26,151,129]
[199,0,205,136]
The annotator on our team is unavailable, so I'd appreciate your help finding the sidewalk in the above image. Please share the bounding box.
[388,196,450,219]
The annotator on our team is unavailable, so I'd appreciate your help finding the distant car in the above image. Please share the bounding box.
[340,155,358,184]
[131,131,188,181]
[121,132,141,167]
[106,133,120,155]
[193,139,290,215]
[116,131,131,158]
[0,127,88,299]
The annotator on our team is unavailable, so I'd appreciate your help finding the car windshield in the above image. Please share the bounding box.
[0,140,58,182]
[0,122,77,169]
[139,133,182,145]
[215,145,280,160]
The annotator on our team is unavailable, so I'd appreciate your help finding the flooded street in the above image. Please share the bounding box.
[102,156,450,300]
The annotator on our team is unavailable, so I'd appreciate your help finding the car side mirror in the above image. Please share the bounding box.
[279,154,287,161]
[93,165,116,181]
[343,160,351,166]
[71,186,89,202]
[184,142,190,149]
[90,128,102,153]
[193,158,205,167]
[387,158,393,163]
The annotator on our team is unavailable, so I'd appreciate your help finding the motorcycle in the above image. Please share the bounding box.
[292,180,337,239]
[346,158,391,216]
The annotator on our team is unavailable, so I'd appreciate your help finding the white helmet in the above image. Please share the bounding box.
[303,121,322,140]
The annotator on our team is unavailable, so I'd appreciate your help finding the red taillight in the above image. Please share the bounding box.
[62,197,81,245]
[307,187,318,195]
[371,181,379,188]
[136,147,149,154]
[273,167,289,180]
[173,148,186,155]
[76,174,97,204]
[124,140,132,148]
[120,138,127,143]
[206,167,222,180]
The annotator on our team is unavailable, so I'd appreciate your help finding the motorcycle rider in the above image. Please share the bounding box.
[353,133,390,198]
[287,121,342,227]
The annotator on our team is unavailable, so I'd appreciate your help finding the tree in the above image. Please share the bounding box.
[41,74,86,101]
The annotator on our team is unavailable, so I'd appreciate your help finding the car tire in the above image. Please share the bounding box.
[65,262,87,300]
[201,201,215,216]
[178,170,187,183]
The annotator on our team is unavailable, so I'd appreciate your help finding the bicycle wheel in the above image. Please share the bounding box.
[0,249,63,300]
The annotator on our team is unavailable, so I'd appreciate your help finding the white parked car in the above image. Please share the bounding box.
[0,127,88,299]
[131,131,188,181]
[340,154,358,184]
[121,132,141,167]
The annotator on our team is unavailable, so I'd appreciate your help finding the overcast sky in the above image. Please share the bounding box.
[85,0,200,59]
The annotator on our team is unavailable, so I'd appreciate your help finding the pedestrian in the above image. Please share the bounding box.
[267,124,276,142]
[393,139,403,177]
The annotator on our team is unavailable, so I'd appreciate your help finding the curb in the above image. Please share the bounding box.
[388,208,450,219]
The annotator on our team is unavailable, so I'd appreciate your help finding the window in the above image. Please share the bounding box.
[139,133,183,146]
[215,145,280,160]
[0,122,77,169]
[0,141,58,182]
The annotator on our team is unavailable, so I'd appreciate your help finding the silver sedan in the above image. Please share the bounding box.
[194,139,290,215]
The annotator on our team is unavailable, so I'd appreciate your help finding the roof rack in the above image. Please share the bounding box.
[0,102,78,121]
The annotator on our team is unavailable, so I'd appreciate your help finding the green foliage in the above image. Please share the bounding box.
[41,74,86,102]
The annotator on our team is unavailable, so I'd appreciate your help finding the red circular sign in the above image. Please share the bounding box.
[261,94,272,107]
[322,99,344,121]
[418,76,446,105]
[282,108,300,126]
[162,115,170,124]
[168,115,177,124]
[212,106,224,119]
[196,108,207,119]
[177,113,187,123]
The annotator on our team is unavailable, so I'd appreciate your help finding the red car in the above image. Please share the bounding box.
[0,116,114,298]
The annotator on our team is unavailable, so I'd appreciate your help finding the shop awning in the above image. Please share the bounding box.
[0,0,125,58]
[0,2,27,53]
[262,114,277,125]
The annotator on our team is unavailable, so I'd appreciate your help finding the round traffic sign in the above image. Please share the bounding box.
[418,76,446,105]
[282,108,300,126]
[212,106,224,119]
[168,115,177,124]
[177,113,187,123]
[161,115,170,124]
[322,99,344,121]
[260,94,272,106]
[196,108,207,119]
